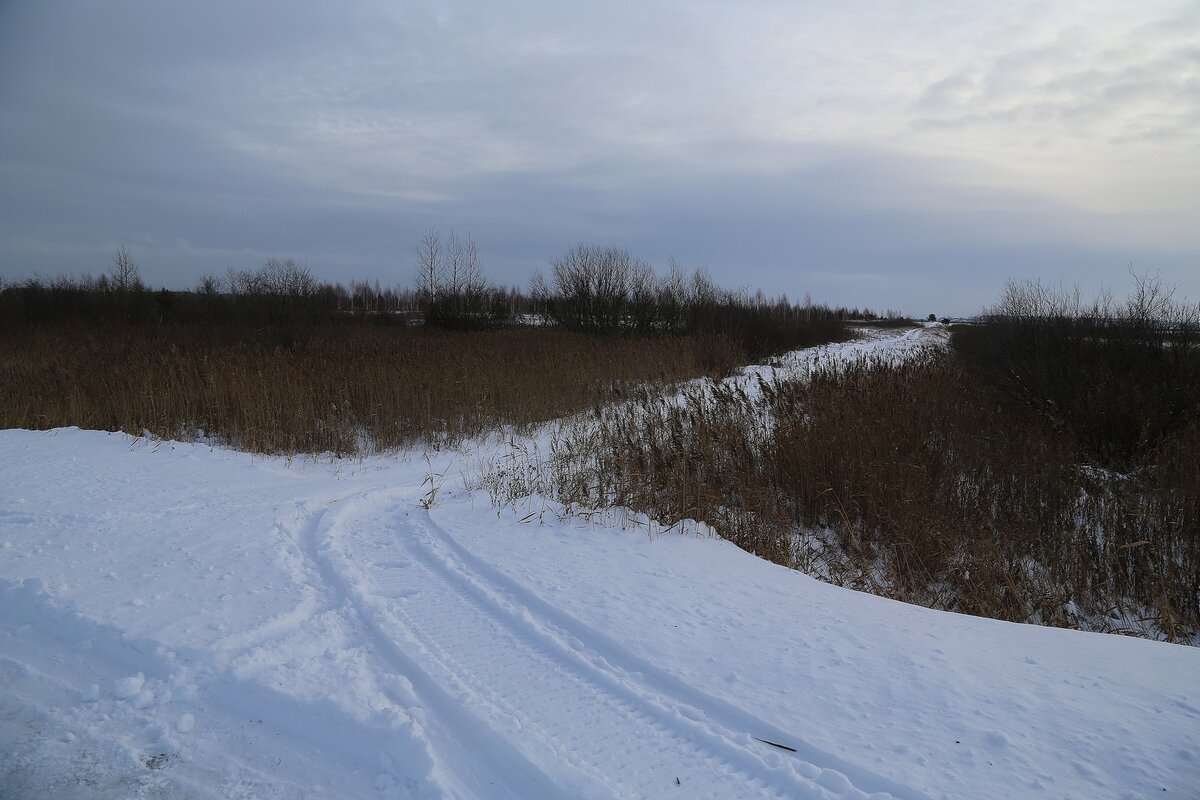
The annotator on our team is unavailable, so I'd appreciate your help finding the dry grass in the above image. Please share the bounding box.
[0,322,744,455]
[769,353,1198,638]
[481,347,1199,641]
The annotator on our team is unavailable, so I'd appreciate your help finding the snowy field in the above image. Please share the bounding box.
[2,329,1197,799]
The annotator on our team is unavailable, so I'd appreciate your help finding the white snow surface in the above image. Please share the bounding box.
[1,328,1197,799]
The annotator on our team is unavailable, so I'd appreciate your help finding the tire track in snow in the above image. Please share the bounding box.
[209,505,328,663]
[320,490,896,799]
[421,512,933,800]
[304,489,569,800]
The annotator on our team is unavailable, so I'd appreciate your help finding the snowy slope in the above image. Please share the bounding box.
[2,329,1197,799]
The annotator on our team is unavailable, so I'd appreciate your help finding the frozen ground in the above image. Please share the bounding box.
[1,328,1197,799]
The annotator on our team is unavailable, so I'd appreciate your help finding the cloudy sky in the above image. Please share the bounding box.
[2,0,1197,314]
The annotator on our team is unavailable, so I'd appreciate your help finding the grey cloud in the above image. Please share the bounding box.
[2,0,1197,316]
[911,11,1200,142]
[6,134,1185,315]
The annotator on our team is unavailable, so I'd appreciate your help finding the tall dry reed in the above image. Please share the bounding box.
[484,347,1198,641]
[0,322,743,455]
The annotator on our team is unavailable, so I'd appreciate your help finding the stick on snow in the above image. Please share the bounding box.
[752,736,797,753]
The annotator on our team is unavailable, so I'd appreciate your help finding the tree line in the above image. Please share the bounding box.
[1,233,902,357]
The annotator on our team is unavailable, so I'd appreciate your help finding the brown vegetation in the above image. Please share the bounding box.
[0,323,746,456]
[486,350,1197,640]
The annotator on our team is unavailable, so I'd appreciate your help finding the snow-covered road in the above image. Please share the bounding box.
[2,328,1197,799]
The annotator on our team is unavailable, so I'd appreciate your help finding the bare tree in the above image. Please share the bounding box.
[225,266,241,296]
[195,273,221,296]
[413,228,503,327]
[451,232,487,321]
[689,268,718,308]
[460,233,484,295]
[415,228,441,301]
[445,229,464,301]
[539,245,660,330]
[628,257,657,331]
[110,245,142,293]
[258,257,315,296]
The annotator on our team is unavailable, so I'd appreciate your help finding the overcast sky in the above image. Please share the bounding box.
[1,1,1197,314]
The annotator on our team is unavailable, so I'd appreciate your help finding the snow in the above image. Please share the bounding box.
[744,325,945,385]
[1,328,1197,799]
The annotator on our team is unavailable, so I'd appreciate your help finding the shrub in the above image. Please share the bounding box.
[530,245,852,359]
[953,275,1200,468]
